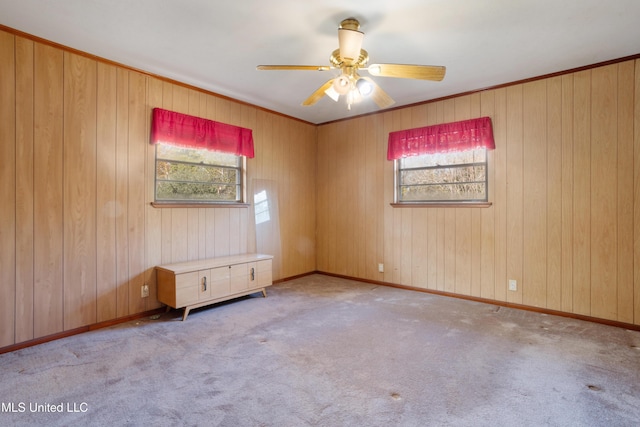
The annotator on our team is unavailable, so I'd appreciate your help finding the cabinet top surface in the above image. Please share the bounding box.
[156,253,273,274]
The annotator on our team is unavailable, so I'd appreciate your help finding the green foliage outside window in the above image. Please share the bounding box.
[155,144,243,203]
[397,148,488,202]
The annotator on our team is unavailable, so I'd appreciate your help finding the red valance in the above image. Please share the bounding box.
[387,116,495,160]
[150,108,254,158]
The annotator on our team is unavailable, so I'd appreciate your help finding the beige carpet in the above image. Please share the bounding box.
[1,274,639,426]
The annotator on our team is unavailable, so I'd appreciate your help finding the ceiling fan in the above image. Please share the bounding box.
[257,18,446,110]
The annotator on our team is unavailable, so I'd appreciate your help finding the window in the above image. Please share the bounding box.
[395,148,488,203]
[154,143,245,204]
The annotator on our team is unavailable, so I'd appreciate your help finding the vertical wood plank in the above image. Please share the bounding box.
[546,76,563,311]
[63,52,97,330]
[382,112,395,283]
[561,74,574,313]
[411,209,428,288]
[493,88,508,302]
[506,85,524,304]
[356,118,368,278]
[15,37,35,342]
[146,77,164,307]
[573,70,592,316]
[96,61,118,322]
[115,67,130,317]
[0,32,16,347]
[364,115,378,280]
[127,71,147,314]
[590,65,618,320]
[634,59,640,325]
[214,209,231,256]
[616,61,634,323]
[522,80,547,308]
[374,112,385,284]
[33,43,64,338]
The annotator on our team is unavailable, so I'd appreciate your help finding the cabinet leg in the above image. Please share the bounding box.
[165,306,171,313]
[182,307,191,321]
[261,288,267,298]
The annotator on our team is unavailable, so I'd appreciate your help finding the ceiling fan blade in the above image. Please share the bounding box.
[367,64,446,81]
[302,79,335,106]
[361,77,395,109]
[257,65,331,71]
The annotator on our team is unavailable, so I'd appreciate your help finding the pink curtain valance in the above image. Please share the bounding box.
[150,108,254,158]
[387,116,495,160]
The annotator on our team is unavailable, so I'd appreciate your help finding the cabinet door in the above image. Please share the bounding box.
[256,259,272,286]
[229,263,248,293]
[210,266,230,298]
[175,271,199,307]
[198,269,211,300]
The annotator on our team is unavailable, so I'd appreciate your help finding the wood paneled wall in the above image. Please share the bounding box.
[2,25,639,350]
[317,59,640,326]
[0,30,316,348]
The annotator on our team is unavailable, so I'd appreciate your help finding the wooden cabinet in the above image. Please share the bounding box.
[156,254,273,320]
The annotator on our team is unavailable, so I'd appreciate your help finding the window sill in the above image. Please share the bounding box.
[151,202,250,209]
[391,202,492,208]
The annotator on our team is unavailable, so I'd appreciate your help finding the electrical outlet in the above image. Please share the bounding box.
[508,279,517,292]
[141,284,149,298]
[378,263,384,273]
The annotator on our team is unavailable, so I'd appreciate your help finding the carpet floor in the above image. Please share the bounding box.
[1,274,639,426]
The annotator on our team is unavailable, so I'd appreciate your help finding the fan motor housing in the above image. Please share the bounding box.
[330,48,369,68]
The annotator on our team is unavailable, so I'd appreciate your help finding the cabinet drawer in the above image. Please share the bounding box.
[176,271,199,289]
[175,283,199,307]
[173,271,200,306]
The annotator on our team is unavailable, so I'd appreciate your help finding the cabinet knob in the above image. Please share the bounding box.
[250,267,255,281]
[203,276,207,291]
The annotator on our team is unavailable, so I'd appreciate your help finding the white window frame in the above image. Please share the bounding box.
[394,148,489,205]
[153,143,247,206]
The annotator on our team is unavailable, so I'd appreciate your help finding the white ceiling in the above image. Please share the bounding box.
[1,0,639,124]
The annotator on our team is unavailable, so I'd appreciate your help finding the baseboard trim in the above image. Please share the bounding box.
[316,271,640,332]
[273,271,318,284]
[5,270,637,354]
[0,308,166,355]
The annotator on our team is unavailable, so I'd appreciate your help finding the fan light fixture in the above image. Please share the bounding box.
[256,17,446,111]
[324,85,340,102]
[332,74,351,95]
[325,73,374,109]
[355,78,373,96]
